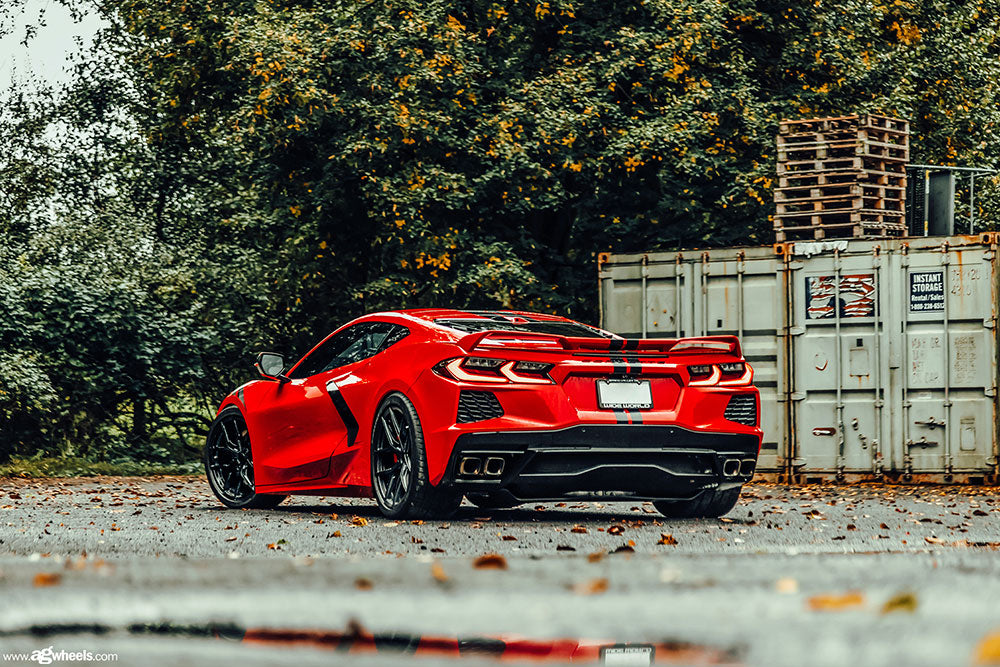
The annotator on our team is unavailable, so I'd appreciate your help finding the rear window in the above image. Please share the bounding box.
[435,317,612,339]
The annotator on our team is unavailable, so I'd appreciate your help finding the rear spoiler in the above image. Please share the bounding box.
[457,332,743,357]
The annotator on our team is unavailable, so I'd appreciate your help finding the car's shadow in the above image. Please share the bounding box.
[239,501,753,524]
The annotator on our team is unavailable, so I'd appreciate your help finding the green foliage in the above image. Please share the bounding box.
[2,0,1000,464]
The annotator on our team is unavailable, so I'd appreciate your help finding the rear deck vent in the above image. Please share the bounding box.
[457,391,504,423]
[724,394,757,426]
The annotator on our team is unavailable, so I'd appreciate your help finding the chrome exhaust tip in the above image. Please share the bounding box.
[722,459,741,477]
[484,457,506,476]
[740,458,756,477]
[459,456,482,476]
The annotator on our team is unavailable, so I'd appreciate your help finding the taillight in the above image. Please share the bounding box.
[433,357,554,384]
[686,362,753,386]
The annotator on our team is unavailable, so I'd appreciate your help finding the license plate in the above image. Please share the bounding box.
[596,379,652,410]
[600,644,655,665]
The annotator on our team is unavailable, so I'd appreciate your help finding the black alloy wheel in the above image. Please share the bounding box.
[204,407,286,509]
[370,393,461,519]
[371,401,414,510]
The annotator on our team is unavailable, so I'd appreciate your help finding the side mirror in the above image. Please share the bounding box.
[255,352,290,383]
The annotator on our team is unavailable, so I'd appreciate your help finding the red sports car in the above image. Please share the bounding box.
[204,309,761,518]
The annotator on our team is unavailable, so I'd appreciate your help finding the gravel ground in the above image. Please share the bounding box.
[2,476,1000,666]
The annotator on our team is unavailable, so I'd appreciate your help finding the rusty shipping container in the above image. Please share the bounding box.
[598,234,1000,483]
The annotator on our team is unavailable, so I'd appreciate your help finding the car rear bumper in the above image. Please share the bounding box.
[438,424,759,502]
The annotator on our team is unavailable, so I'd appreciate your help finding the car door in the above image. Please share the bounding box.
[250,322,408,488]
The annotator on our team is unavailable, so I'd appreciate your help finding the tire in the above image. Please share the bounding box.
[371,392,462,520]
[653,486,742,519]
[204,406,287,510]
[465,491,522,511]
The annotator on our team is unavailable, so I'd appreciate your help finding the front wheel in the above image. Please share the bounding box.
[204,407,286,509]
[653,486,741,519]
[370,393,461,519]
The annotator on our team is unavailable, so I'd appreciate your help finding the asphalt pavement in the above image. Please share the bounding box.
[2,476,1000,666]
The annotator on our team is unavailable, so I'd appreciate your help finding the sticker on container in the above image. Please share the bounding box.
[805,274,876,319]
[909,271,944,312]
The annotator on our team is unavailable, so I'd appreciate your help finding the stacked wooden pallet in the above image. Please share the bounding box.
[774,114,909,242]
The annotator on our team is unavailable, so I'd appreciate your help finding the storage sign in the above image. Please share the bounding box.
[909,271,944,312]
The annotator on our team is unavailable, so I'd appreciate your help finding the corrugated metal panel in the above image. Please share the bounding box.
[598,234,1000,481]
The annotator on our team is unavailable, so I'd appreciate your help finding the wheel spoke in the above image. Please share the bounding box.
[380,418,401,452]
[387,474,401,503]
[387,408,404,444]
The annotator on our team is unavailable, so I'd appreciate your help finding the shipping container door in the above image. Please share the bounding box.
[692,250,786,471]
[790,246,891,475]
[898,243,998,474]
[600,253,693,338]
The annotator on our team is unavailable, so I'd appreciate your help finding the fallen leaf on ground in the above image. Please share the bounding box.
[925,536,946,545]
[572,578,609,595]
[430,562,449,583]
[571,525,588,534]
[32,573,61,587]
[657,533,678,546]
[354,578,373,590]
[501,535,517,541]
[587,551,605,563]
[556,545,576,551]
[350,516,368,527]
[776,578,799,594]
[473,553,508,570]
[974,632,1000,664]
[808,591,865,611]
[608,525,625,535]
[881,592,918,614]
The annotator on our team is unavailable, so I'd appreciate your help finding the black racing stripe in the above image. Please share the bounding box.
[608,338,627,375]
[325,380,359,448]
[458,638,507,657]
[237,387,245,405]
[373,633,422,653]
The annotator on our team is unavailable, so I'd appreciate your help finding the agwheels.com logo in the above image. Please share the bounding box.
[3,647,118,665]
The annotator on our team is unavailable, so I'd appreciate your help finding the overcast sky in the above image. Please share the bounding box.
[0,0,104,92]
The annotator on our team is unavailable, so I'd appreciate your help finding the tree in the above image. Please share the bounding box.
[2,0,1000,462]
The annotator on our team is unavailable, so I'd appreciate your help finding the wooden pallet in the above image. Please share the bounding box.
[778,113,909,136]
[776,200,905,217]
[774,218,908,242]
[777,126,909,147]
[774,208,905,226]
[778,156,907,175]
[775,182,905,202]
[777,140,908,163]
[778,170,906,189]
